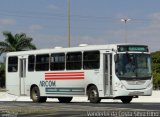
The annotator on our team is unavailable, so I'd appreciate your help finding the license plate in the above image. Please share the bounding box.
[129,91,144,95]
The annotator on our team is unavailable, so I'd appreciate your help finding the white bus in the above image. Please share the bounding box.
[6,44,152,103]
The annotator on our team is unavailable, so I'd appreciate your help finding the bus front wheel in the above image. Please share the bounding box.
[31,86,47,103]
[88,86,101,103]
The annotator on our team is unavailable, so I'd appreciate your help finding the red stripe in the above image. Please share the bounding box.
[45,76,84,78]
[45,73,84,75]
[45,77,84,79]
[45,74,84,77]
[45,77,84,80]
[45,72,84,74]
[45,72,84,80]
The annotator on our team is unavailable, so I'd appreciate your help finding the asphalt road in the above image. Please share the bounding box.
[0,102,160,117]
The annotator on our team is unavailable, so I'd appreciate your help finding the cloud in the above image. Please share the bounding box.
[25,12,160,52]
[30,34,67,49]
[150,13,160,20]
[131,13,160,51]
[0,19,16,25]
[47,4,58,11]
[29,24,158,51]
[72,14,160,52]
[0,11,159,52]
[29,25,43,32]
[148,13,160,29]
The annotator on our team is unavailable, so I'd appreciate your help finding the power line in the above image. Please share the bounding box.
[0,9,156,23]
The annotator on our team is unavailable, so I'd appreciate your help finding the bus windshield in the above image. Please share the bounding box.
[115,53,151,79]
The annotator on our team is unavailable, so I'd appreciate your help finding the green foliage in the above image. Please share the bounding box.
[0,31,37,88]
[0,62,5,87]
[0,31,36,54]
[151,51,160,89]
[152,72,160,89]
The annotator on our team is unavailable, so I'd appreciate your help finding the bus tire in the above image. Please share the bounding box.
[121,96,132,104]
[58,97,73,103]
[31,86,47,103]
[88,86,101,103]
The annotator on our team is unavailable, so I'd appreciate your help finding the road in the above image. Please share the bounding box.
[0,102,160,117]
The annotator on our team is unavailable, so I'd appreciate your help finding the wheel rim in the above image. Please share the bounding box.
[90,89,98,100]
[32,88,39,100]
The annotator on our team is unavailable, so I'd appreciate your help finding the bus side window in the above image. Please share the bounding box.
[66,52,82,70]
[28,55,35,72]
[50,53,65,71]
[83,51,100,69]
[8,56,18,72]
[36,54,49,71]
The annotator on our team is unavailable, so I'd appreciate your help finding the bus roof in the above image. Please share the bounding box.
[6,43,148,56]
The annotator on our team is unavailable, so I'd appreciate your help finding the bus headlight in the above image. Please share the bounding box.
[146,79,153,88]
[147,82,152,88]
[121,85,125,89]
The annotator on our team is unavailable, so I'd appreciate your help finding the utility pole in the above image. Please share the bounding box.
[121,18,131,43]
[68,0,71,47]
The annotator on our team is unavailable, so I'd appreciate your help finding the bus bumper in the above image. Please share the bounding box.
[113,85,152,97]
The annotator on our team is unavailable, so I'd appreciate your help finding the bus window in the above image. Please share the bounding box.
[28,55,35,71]
[8,56,18,72]
[83,51,100,69]
[66,52,82,70]
[50,53,65,71]
[36,54,49,71]
[115,53,151,78]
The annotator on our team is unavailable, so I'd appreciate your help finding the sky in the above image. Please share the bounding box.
[0,0,160,52]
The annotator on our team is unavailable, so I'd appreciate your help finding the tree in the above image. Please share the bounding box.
[0,31,37,88]
[151,51,160,89]
[0,31,36,54]
[0,62,5,88]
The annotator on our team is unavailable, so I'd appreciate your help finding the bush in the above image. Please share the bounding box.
[0,62,5,88]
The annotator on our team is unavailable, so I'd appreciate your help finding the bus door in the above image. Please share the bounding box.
[104,53,113,96]
[19,57,27,95]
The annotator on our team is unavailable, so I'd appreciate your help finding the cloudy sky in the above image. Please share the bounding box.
[0,0,160,52]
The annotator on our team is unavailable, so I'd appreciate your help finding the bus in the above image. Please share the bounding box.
[6,44,152,103]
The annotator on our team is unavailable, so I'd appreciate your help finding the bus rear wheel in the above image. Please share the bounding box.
[88,86,101,103]
[121,96,132,104]
[31,86,47,103]
[58,97,73,103]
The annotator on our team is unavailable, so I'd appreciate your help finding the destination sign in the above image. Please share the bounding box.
[118,45,148,52]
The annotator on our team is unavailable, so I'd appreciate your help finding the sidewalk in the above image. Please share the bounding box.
[0,91,159,102]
